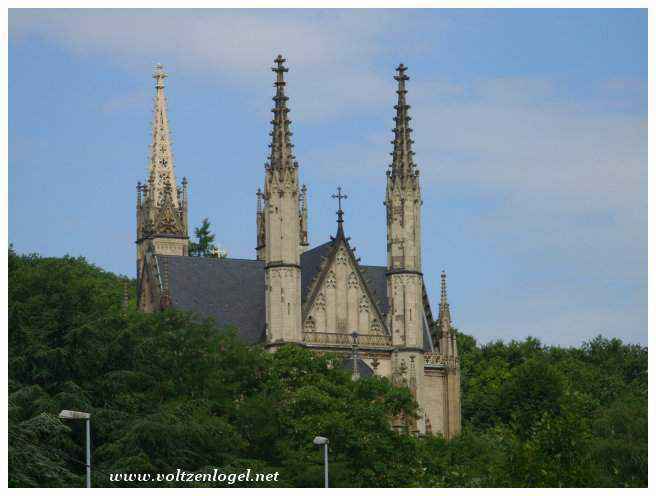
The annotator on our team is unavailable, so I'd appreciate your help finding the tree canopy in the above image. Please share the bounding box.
[8,248,647,487]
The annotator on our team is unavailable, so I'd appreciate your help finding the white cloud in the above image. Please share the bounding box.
[10,9,646,344]
[10,9,414,122]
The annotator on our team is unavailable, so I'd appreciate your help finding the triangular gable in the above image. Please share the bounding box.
[137,249,163,311]
[302,234,390,338]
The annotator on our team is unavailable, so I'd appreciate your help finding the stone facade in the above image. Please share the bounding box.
[136,57,461,439]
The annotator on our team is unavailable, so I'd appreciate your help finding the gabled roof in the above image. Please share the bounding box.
[156,246,391,344]
[301,223,390,336]
[155,235,431,347]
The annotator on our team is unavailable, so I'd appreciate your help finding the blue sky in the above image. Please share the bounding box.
[9,9,647,346]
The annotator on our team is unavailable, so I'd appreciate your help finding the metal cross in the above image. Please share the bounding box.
[331,186,348,211]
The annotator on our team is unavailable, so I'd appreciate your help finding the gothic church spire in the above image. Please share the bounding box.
[149,63,179,209]
[389,63,417,179]
[267,55,296,171]
[136,64,189,312]
[261,55,303,346]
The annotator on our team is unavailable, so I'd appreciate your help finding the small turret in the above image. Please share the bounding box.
[437,270,457,357]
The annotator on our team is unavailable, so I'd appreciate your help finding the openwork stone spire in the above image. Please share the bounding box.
[389,63,417,178]
[137,64,187,242]
[148,63,179,209]
[267,55,296,171]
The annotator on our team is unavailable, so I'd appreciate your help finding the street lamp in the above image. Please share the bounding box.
[313,436,329,488]
[59,410,91,488]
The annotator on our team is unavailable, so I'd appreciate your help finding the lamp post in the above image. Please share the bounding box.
[59,410,91,488]
[313,436,329,488]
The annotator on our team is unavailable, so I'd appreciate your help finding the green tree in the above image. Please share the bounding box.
[188,218,226,258]
[8,247,648,488]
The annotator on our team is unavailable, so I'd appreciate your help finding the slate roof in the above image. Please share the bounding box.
[156,255,266,344]
[300,241,333,303]
[156,242,429,347]
[359,265,389,316]
[342,357,374,377]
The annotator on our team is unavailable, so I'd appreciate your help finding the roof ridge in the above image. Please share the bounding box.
[155,254,262,263]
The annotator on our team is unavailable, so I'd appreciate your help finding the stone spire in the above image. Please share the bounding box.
[438,270,452,330]
[136,64,189,312]
[267,54,296,171]
[389,63,417,180]
[437,270,457,357]
[261,55,303,346]
[148,63,179,209]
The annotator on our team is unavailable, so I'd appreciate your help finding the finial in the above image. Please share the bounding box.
[440,270,448,303]
[153,63,167,89]
[272,54,289,87]
[394,63,409,97]
[395,63,409,81]
[331,186,348,227]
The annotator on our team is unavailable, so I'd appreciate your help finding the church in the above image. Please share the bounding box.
[135,56,461,438]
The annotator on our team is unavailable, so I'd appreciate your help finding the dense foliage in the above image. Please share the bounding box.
[8,248,647,487]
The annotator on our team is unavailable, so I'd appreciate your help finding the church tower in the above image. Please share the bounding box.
[261,55,304,346]
[136,64,188,311]
[385,64,426,427]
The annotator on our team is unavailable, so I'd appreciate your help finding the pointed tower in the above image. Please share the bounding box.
[385,64,423,348]
[435,270,461,438]
[136,64,189,311]
[262,55,303,346]
[437,271,458,357]
[385,63,426,431]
